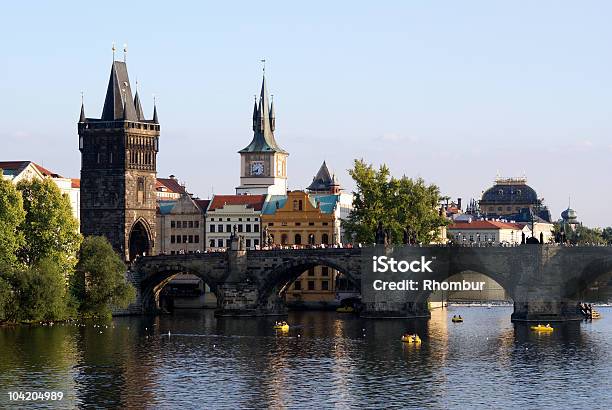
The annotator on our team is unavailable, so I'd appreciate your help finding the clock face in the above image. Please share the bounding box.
[251,161,264,176]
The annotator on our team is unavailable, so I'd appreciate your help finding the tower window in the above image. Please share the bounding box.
[137,178,145,203]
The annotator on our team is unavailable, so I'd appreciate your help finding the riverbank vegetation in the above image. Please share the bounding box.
[0,177,135,324]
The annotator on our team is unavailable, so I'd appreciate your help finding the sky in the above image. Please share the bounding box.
[1,1,611,227]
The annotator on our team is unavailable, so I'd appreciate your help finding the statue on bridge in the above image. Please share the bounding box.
[375,221,390,246]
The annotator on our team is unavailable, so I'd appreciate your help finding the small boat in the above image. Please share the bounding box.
[591,310,601,319]
[273,322,289,331]
[401,334,422,344]
[530,324,553,332]
[451,316,463,323]
[336,306,355,313]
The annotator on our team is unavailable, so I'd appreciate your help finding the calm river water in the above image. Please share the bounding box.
[0,307,610,409]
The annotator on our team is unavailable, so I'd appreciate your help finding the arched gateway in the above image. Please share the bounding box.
[131,245,612,322]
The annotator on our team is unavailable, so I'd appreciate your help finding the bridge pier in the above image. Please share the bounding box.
[511,300,583,322]
[360,301,431,319]
[214,282,286,317]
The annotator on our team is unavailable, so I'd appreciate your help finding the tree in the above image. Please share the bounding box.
[16,178,81,274]
[0,176,25,270]
[342,159,448,244]
[602,227,612,245]
[10,258,72,322]
[72,236,136,318]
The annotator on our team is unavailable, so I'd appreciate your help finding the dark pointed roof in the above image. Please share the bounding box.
[152,103,159,123]
[239,75,287,154]
[307,161,337,192]
[79,102,86,122]
[101,61,137,121]
[134,91,144,121]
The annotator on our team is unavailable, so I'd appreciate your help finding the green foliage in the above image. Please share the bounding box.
[554,222,606,245]
[602,227,612,245]
[10,258,72,322]
[0,275,14,322]
[72,236,135,318]
[16,178,81,274]
[0,177,26,269]
[342,159,448,244]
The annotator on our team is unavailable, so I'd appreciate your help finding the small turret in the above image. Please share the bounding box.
[252,96,258,131]
[79,101,86,123]
[134,90,144,121]
[269,95,276,132]
[152,103,159,124]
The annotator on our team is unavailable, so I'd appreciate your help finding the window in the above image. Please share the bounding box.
[295,222,301,226]
[268,223,274,226]
[177,235,182,244]
[210,225,216,233]
[308,234,315,245]
[321,281,329,291]
[217,239,224,247]
[183,235,187,243]
[308,281,315,291]
[294,281,302,291]
[281,234,288,245]
[238,225,243,232]
[247,218,250,221]
[322,267,329,276]
[226,218,230,221]
[171,235,175,244]
[321,233,329,245]
[195,235,199,243]
[189,221,194,228]
[255,218,258,221]
[298,200,303,210]
[254,224,259,233]
[497,207,502,211]
[293,200,299,211]
[238,218,242,221]
[309,222,315,226]
[209,239,215,247]
[188,235,193,243]
[246,224,252,233]
[308,267,315,276]
[210,218,214,222]
[183,221,188,228]
[246,239,251,248]
[171,220,176,228]
[226,239,231,247]
[226,224,232,233]
[322,222,329,226]
[294,234,302,245]
[254,239,259,246]
[218,224,223,232]
[491,234,496,242]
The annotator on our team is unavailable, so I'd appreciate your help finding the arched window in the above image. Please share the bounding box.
[281,234,288,245]
[294,233,302,245]
[308,234,315,245]
[321,233,329,245]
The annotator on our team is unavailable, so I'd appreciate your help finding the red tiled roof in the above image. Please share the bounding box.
[156,178,187,194]
[71,178,80,188]
[208,195,266,211]
[194,199,210,212]
[448,220,525,230]
[0,161,62,178]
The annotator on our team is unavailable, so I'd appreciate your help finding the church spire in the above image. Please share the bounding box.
[269,94,275,132]
[134,80,145,121]
[152,98,159,124]
[101,60,137,121]
[252,95,258,131]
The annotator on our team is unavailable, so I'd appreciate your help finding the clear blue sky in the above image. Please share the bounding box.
[1,1,611,227]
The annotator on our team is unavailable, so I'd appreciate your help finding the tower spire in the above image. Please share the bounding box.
[152,95,159,124]
[269,94,275,132]
[79,92,86,122]
[252,95,258,131]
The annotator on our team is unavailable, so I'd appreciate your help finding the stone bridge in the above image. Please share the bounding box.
[130,244,612,322]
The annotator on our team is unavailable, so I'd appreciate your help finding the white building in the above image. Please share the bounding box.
[448,219,531,245]
[206,194,266,250]
[0,161,80,227]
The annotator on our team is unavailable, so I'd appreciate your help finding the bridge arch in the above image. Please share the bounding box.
[256,256,361,308]
[418,269,515,304]
[563,255,612,301]
[136,258,225,313]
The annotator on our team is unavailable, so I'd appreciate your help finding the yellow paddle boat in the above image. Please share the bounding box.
[530,324,553,332]
[451,315,463,323]
[401,334,422,344]
[591,310,601,319]
[336,306,355,313]
[273,321,289,331]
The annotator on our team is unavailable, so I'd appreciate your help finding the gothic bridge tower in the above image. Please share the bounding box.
[78,57,160,261]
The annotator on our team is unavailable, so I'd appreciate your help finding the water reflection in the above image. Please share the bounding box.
[0,308,610,408]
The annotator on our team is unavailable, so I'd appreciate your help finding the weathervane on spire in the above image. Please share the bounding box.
[123,44,128,62]
[112,42,116,60]
[260,59,266,74]
[81,91,84,104]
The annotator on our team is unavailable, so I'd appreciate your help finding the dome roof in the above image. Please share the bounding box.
[561,207,578,222]
[480,180,538,204]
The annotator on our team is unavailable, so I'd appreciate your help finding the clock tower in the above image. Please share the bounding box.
[236,73,288,195]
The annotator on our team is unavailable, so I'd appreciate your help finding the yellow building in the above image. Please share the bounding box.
[261,190,342,308]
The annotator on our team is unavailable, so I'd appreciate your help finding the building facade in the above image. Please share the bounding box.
[206,195,266,250]
[262,190,343,307]
[78,59,160,261]
[236,73,288,195]
[156,194,208,255]
[448,219,531,245]
[479,177,552,222]
[0,161,81,227]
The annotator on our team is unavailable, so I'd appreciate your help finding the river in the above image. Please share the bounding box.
[0,307,610,409]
